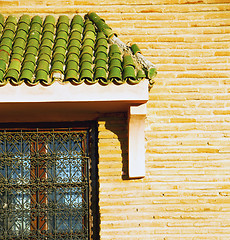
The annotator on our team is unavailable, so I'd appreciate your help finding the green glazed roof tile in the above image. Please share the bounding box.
[82,39,94,49]
[0,13,156,86]
[83,31,95,41]
[96,31,106,40]
[8,59,21,72]
[6,15,17,25]
[131,43,141,55]
[3,30,14,40]
[109,44,121,56]
[96,38,108,49]
[56,23,69,33]
[0,25,3,34]
[39,53,51,63]
[95,52,108,62]
[42,32,54,41]
[123,65,136,81]
[94,68,106,82]
[19,15,30,25]
[11,53,23,62]
[54,47,66,57]
[68,39,81,49]
[41,38,53,49]
[80,53,93,63]
[36,69,48,81]
[27,39,40,50]
[26,46,38,56]
[18,22,30,33]
[32,15,42,26]
[71,24,83,34]
[123,54,135,68]
[29,31,41,40]
[95,46,107,57]
[5,68,19,80]
[4,23,16,32]
[43,24,55,34]
[109,59,122,70]
[54,39,67,49]
[81,46,93,56]
[87,12,113,38]
[18,19,30,27]
[136,69,146,79]
[66,60,79,71]
[51,61,64,73]
[37,60,49,73]
[53,53,65,63]
[12,46,24,56]
[108,66,122,81]
[67,52,79,60]
[44,15,55,26]
[0,50,10,62]
[95,59,107,70]
[0,45,11,54]
[80,61,92,72]
[84,24,96,34]
[14,38,26,49]
[71,15,84,27]
[30,24,42,34]
[39,45,52,56]
[57,15,69,26]
[56,31,68,42]
[22,61,35,72]
[80,69,93,81]
[148,67,157,79]
[20,69,34,81]
[65,69,79,81]
[109,53,122,62]
[1,38,13,49]
[40,47,52,58]
[15,30,27,40]
[24,53,36,63]
[68,46,80,56]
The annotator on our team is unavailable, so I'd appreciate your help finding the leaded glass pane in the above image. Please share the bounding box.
[0,129,89,239]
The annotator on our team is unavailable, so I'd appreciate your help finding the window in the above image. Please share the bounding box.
[0,125,97,239]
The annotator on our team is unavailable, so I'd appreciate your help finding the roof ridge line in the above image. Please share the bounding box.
[87,11,157,87]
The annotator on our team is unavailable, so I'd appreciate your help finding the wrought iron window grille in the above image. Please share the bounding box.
[0,128,92,240]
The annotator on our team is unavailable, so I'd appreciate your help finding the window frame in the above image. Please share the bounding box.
[0,121,99,240]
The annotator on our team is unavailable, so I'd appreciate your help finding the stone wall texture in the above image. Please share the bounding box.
[1,0,230,239]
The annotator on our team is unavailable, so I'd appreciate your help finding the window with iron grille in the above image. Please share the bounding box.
[0,126,97,240]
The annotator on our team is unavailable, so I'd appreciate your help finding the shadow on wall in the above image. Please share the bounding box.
[101,112,129,180]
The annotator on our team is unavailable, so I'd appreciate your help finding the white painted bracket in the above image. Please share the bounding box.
[128,103,146,178]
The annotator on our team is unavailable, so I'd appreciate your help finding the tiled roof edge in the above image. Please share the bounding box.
[0,13,156,87]
[87,12,157,87]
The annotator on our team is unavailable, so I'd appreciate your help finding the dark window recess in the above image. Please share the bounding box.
[0,128,94,239]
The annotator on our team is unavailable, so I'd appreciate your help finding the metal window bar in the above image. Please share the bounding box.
[0,129,90,240]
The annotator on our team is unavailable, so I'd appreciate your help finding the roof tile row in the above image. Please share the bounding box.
[0,13,147,86]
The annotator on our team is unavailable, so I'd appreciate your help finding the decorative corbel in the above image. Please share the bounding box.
[128,103,147,178]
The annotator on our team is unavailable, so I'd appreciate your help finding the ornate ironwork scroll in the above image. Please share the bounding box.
[0,129,90,239]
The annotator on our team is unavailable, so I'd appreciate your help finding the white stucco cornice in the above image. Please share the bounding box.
[0,79,148,178]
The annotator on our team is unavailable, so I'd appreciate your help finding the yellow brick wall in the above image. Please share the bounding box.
[1,0,230,239]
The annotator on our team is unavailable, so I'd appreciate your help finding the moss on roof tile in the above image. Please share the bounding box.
[0,13,156,86]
